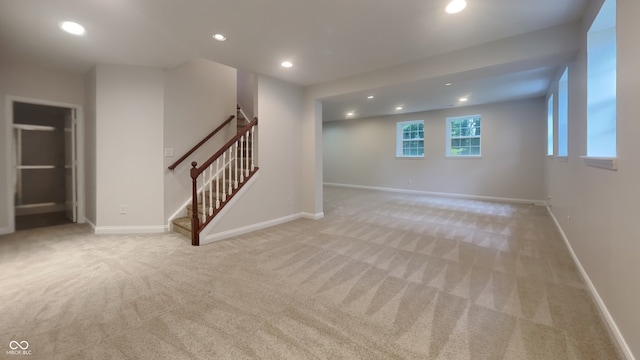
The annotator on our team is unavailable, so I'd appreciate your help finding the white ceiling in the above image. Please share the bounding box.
[0,0,589,119]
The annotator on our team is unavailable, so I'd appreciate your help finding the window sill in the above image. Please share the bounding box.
[546,154,554,158]
[445,155,482,159]
[556,156,568,162]
[396,156,424,160]
[581,156,617,170]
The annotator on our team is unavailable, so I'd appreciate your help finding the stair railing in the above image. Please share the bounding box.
[168,115,235,170]
[189,117,258,246]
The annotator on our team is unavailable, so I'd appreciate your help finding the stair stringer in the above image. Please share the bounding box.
[197,171,261,245]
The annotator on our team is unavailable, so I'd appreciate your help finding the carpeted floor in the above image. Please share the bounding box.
[0,187,621,359]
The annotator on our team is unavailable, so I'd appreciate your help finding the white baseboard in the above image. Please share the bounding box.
[202,213,305,245]
[85,218,96,232]
[0,226,12,236]
[94,225,168,235]
[301,212,324,220]
[546,206,635,360]
[324,182,546,206]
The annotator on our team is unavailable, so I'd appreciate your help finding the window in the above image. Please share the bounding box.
[446,115,481,157]
[587,0,616,158]
[396,120,424,157]
[547,94,554,156]
[558,68,569,157]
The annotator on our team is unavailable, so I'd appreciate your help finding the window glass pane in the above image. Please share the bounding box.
[447,115,481,156]
[397,120,424,157]
[587,0,616,157]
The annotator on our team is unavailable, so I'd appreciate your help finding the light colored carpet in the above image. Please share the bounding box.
[0,187,621,359]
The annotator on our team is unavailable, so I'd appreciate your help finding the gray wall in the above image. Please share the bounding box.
[93,64,165,231]
[544,0,640,357]
[323,98,545,202]
[163,58,237,223]
[203,75,304,239]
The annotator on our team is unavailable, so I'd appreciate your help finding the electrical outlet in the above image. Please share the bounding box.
[120,205,127,214]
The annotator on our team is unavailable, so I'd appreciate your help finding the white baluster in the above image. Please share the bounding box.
[234,141,239,188]
[245,134,249,177]
[208,164,213,217]
[222,152,227,202]
[201,171,206,223]
[215,158,220,209]
[228,148,233,195]
[240,135,245,182]
[251,125,255,171]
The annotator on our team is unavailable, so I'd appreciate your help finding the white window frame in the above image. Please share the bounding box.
[547,94,555,156]
[396,120,424,158]
[558,67,569,158]
[446,115,482,157]
[584,0,617,170]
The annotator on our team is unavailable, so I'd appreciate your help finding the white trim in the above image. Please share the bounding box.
[396,120,425,158]
[0,227,11,236]
[446,114,482,157]
[4,95,86,235]
[94,225,168,234]
[301,212,324,220]
[581,156,617,170]
[324,182,546,206]
[546,206,635,360]
[202,213,303,245]
[85,218,96,232]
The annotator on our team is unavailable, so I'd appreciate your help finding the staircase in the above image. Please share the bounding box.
[171,107,258,245]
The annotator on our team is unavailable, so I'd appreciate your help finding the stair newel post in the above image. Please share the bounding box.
[190,161,200,246]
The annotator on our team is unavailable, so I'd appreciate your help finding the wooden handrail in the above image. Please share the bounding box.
[168,115,235,170]
[191,117,258,176]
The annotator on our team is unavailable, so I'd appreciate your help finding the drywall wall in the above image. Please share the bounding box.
[0,59,84,234]
[237,70,256,120]
[163,58,237,223]
[94,64,164,231]
[544,0,639,357]
[202,75,303,238]
[84,67,97,226]
[324,98,545,202]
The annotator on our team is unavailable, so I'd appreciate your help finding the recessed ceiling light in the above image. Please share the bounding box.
[396,106,403,110]
[60,21,85,36]
[347,112,355,117]
[445,0,467,14]
[445,83,452,86]
[367,95,375,99]
[281,61,293,68]
[459,97,468,102]
[213,33,227,41]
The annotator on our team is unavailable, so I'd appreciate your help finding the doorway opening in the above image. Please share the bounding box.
[11,101,78,230]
